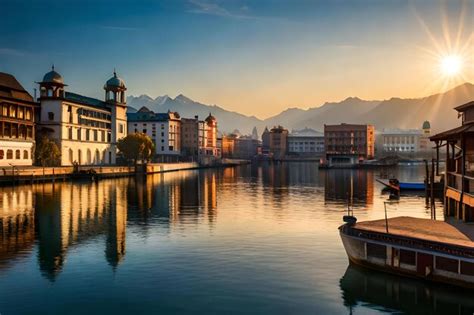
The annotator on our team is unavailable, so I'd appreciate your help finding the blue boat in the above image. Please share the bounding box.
[399,182,425,190]
[376,178,425,191]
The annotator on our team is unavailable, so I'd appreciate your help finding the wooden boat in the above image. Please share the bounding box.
[376,178,425,191]
[339,216,474,288]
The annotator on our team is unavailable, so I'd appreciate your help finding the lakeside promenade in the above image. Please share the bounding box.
[0,159,250,185]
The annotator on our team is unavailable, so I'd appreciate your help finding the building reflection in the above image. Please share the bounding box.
[324,169,374,206]
[34,181,128,280]
[0,187,35,271]
[340,265,474,314]
[0,169,219,280]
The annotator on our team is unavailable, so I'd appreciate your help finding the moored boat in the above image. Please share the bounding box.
[339,216,474,288]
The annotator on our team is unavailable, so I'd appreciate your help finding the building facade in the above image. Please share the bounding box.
[287,128,324,157]
[379,121,432,156]
[127,107,181,160]
[0,72,37,166]
[269,126,288,159]
[324,123,375,165]
[221,133,259,159]
[431,102,474,222]
[181,114,219,160]
[37,67,127,166]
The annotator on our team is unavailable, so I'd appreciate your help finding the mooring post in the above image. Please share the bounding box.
[431,158,436,220]
[424,159,429,206]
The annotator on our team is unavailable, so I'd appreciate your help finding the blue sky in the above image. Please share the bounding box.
[1,0,472,118]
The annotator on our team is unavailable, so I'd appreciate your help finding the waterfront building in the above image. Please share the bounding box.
[222,133,260,159]
[431,101,474,222]
[269,125,288,159]
[181,113,219,160]
[0,72,37,166]
[324,123,375,166]
[127,106,181,161]
[261,127,270,155]
[287,128,324,157]
[37,68,127,165]
[378,121,432,156]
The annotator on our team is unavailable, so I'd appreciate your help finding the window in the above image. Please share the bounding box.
[94,130,98,141]
[0,150,3,159]
[77,128,81,140]
[68,128,73,140]
[48,112,54,120]
[15,150,20,159]
[6,150,12,159]
[2,105,7,116]
[143,129,147,134]
[69,149,73,164]
[9,105,16,118]
[119,123,124,133]
[367,243,386,260]
[25,109,31,121]
[86,129,90,141]
[18,107,24,119]
[400,249,416,265]
[436,256,458,273]
[107,132,111,142]
[161,146,164,151]
[23,150,28,160]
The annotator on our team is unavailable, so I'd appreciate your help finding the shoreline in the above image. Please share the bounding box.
[0,159,251,186]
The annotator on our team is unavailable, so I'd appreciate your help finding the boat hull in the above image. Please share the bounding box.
[339,226,474,288]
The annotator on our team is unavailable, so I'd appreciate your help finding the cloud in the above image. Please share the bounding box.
[187,0,253,19]
[0,48,29,56]
[100,25,141,31]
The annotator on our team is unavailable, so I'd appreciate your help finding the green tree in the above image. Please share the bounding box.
[117,132,154,165]
[35,135,61,166]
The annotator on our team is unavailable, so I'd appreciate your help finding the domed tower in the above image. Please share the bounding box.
[104,70,126,105]
[38,65,66,98]
[104,70,128,161]
[422,120,431,135]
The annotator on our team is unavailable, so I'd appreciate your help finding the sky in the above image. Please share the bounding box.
[1,0,473,119]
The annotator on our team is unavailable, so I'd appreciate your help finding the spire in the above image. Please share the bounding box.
[113,68,117,77]
[52,64,55,71]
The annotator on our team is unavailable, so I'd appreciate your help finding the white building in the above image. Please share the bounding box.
[127,107,181,160]
[37,67,127,165]
[0,72,37,166]
[287,128,325,156]
[379,122,431,155]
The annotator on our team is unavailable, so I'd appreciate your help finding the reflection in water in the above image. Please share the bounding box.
[324,169,374,206]
[340,265,474,314]
[0,187,35,271]
[0,163,470,314]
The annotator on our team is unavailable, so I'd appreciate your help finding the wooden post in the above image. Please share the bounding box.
[424,159,429,206]
[431,158,436,220]
[435,141,440,176]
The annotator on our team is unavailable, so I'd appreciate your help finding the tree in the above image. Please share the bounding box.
[35,135,61,166]
[117,133,154,165]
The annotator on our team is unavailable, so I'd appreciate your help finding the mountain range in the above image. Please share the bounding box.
[127,83,474,136]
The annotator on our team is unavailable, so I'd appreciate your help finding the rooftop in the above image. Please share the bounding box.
[64,92,110,111]
[127,106,180,122]
[353,216,474,248]
[0,72,34,102]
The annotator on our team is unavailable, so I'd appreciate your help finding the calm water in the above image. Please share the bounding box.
[1,163,473,314]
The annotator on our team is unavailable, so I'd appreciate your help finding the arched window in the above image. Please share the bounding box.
[6,150,13,159]
[0,150,4,159]
[78,149,82,165]
[69,149,73,164]
[87,149,91,164]
[15,150,20,159]
[95,150,100,164]
[23,150,28,159]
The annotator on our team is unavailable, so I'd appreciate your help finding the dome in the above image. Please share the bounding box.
[105,70,126,89]
[422,121,431,129]
[205,112,216,123]
[42,66,64,84]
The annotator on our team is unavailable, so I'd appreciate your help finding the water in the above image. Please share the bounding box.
[0,163,472,314]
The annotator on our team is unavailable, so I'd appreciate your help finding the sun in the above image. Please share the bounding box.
[440,55,462,76]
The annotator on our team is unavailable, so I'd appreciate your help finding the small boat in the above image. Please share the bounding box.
[376,178,425,191]
[339,216,474,288]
